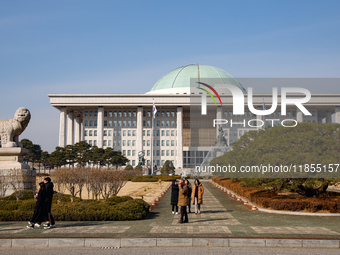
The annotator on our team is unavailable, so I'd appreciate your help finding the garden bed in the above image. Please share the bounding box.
[212,178,340,213]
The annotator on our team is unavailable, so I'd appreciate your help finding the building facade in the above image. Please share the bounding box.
[49,65,340,170]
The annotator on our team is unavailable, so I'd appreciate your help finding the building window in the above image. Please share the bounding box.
[128,121,131,127]
[132,160,135,166]
[171,140,174,146]
[161,130,165,136]
[133,111,136,117]
[94,120,97,127]
[161,140,165,146]
[123,130,126,136]
[108,140,112,146]
[156,150,160,156]
[90,111,93,117]
[123,121,126,127]
[162,111,165,117]
[157,140,160,146]
[113,140,117,146]
[123,111,127,117]
[166,140,170,146]
[132,140,136,146]
[161,121,165,127]
[118,130,121,136]
[171,130,174,136]
[123,140,126,146]
[108,130,112,136]
[103,140,107,146]
[166,150,169,156]
[161,150,165,156]
[89,130,93,136]
[84,130,88,136]
[133,130,136,136]
[118,140,121,146]
[123,150,126,156]
[127,140,131,146]
[143,140,145,146]
[85,121,88,127]
[109,121,112,127]
[157,130,160,136]
[104,111,107,117]
[171,150,174,156]
[94,140,97,146]
[114,111,117,117]
[157,120,160,126]
[118,111,122,117]
[166,130,170,136]
[147,121,151,127]
[94,130,97,136]
[147,140,150,146]
[89,140,92,146]
[147,111,151,117]
[132,150,135,156]
[171,121,175,127]
[147,130,150,136]
[133,121,136,127]
[85,111,88,117]
[104,130,107,136]
[113,131,117,136]
[113,121,117,127]
[95,111,98,117]
[128,130,131,136]
[89,120,93,127]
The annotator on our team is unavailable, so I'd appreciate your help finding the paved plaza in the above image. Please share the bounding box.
[1,180,340,239]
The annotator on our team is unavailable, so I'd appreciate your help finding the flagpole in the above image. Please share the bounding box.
[151,98,154,175]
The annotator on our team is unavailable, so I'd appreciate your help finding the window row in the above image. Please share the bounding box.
[85,111,137,118]
[144,111,176,118]
[143,130,176,137]
[143,120,176,127]
[143,140,176,147]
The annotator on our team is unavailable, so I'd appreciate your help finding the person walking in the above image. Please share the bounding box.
[43,177,55,229]
[178,179,188,223]
[192,178,204,214]
[27,182,47,229]
[170,180,179,214]
[185,179,192,213]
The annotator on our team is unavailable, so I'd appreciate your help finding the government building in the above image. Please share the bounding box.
[48,64,340,171]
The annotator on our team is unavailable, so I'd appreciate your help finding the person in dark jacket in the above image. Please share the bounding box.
[185,179,192,213]
[27,182,47,229]
[170,180,179,214]
[43,177,55,229]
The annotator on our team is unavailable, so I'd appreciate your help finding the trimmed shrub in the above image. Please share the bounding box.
[0,195,149,221]
[3,190,35,201]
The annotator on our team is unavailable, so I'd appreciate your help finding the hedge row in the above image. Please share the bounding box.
[0,195,149,221]
[131,175,181,182]
[212,177,340,213]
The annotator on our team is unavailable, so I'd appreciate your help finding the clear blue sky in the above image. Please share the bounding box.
[1,0,339,152]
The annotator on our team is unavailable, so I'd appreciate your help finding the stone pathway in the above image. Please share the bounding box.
[1,180,340,238]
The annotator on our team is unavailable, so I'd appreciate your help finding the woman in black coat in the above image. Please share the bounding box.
[27,182,48,229]
[170,180,179,214]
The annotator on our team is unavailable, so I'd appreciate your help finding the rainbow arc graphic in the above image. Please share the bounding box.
[197,82,222,106]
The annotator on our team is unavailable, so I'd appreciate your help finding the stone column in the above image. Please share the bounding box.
[176,106,183,169]
[67,111,74,145]
[59,107,67,147]
[297,109,303,123]
[136,106,143,156]
[97,107,104,148]
[335,106,340,124]
[75,115,82,143]
[216,106,222,137]
[326,110,332,123]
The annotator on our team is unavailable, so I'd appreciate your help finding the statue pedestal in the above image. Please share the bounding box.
[0,147,36,197]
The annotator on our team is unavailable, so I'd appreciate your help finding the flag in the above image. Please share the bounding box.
[153,100,157,119]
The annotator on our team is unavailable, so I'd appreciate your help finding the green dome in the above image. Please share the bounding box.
[149,64,245,92]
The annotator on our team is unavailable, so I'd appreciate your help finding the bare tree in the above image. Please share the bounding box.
[0,173,10,200]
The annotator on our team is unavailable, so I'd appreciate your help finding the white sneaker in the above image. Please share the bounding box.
[172,211,175,214]
[175,212,178,215]
[34,223,40,228]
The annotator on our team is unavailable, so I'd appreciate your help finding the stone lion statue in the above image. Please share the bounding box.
[0,107,31,148]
